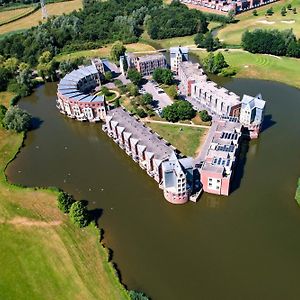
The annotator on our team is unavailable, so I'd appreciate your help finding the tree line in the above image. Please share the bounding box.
[242,29,300,58]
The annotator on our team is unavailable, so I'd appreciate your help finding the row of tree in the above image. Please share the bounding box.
[242,29,300,58]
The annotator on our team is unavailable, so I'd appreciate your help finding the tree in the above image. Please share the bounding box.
[129,290,149,300]
[152,68,174,85]
[228,10,235,22]
[213,52,228,72]
[69,201,89,228]
[110,41,126,62]
[199,110,212,122]
[253,9,258,16]
[3,57,19,74]
[287,3,292,10]
[194,33,206,48]
[127,69,142,85]
[162,100,195,122]
[57,192,75,213]
[127,83,139,96]
[37,51,57,81]
[293,7,297,14]
[0,67,10,91]
[141,93,153,105]
[2,106,32,133]
[266,7,274,16]
[101,86,110,96]
[281,6,287,16]
[204,32,215,52]
[104,71,113,82]
[0,104,7,126]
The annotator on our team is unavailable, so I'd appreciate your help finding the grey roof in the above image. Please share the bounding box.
[57,64,104,103]
[107,107,173,160]
[170,46,189,55]
[241,94,266,110]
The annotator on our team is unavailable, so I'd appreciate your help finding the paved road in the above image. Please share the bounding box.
[142,81,173,109]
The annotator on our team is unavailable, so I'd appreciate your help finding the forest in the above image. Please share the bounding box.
[242,29,300,58]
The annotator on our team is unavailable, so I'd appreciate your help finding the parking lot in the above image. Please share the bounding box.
[141,80,173,109]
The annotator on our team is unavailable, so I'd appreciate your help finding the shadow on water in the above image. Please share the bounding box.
[230,138,249,193]
[30,117,43,130]
[261,114,276,133]
[89,207,104,226]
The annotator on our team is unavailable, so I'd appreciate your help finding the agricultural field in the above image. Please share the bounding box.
[0,0,82,36]
[55,42,156,61]
[218,0,300,45]
[192,49,300,88]
[0,96,129,300]
[0,6,36,26]
[146,122,207,157]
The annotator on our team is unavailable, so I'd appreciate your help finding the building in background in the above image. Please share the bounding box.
[120,52,167,76]
[179,0,278,14]
[170,46,189,74]
[56,61,107,122]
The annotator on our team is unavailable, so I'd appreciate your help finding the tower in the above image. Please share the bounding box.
[40,0,48,20]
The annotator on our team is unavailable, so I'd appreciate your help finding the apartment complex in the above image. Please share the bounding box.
[56,61,107,122]
[170,46,189,74]
[200,117,242,195]
[120,52,167,76]
[180,0,278,13]
[103,107,194,204]
[179,61,241,116]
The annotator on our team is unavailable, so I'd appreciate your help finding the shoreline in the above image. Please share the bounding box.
[0,95,131,300]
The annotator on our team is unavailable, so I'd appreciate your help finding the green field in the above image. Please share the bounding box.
[0,0,82,36]
[146,122,207,157]
[218,0,300,45]
[0,6,36,26]
[192,49,300,89]
[0,97,129,299]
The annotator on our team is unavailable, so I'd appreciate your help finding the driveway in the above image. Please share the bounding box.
[142,81,173,109]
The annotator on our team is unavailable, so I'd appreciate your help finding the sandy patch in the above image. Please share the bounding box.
[266,54,282,60]
[244,65,249,68]
[257,20,275,25]
[281,20,295,24]
[0,216,62,227]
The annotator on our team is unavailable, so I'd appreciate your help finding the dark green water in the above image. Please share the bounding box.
[6,79,300,300]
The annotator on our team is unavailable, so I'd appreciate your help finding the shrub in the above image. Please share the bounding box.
[69,201,89,228]
[220,67,236,77]
[57,192,75,213]
[136,108,147,118]
[199,110,212,122]
[129,290,149,300]
[2,106,32,133]
[0,104,7,126]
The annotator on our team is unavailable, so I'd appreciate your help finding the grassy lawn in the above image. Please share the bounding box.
[140,31,196,49]
[146,122,207,157]
[192,49,300,89]
[192,112,212,126]
[218,0,300,45]
[0,98,129,300]
[55,42,155,61]
[0,6,36,26]
[0,0,82,36]
[0,91,17,107]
